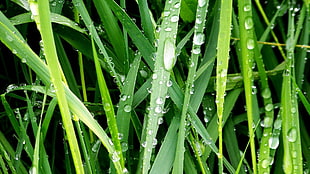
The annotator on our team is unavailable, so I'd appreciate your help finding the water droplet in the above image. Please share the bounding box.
[247,39,254,49]
[152,73,158,79]
[121,142,128,152]
[273,119,282,129]
[192,47,201,54]
[158,117,164,124]
[261,158,270,168]
[92,140,101,152]
[243,4,251,11]
[163,11,170,17]
[174,2,180,8]
[265,103,274,112]
[139,70,148,78]
[287,128,297,142]
[251,85,257,94]
[156,97,164,105]
[118,133,123,140]
[166,80,173,87]
[198,0,206,7]
[291,107,297,114]
[124,105,132,112]
[21,58,27,63]
[261,117,273,128]
[163,39,176,71]
[245,17,253,30]
[6,84,18,92]
[152,138,158,146]
[120,94,127,101]
[193,33,205,45]
[170,16,179,22]
[142,141,147,147]
[268,136,279,149]
[12,49,17,54]
[154,106,162,113]
[104,103,112,112]
[261,88,271,99]
[112,151,120,162]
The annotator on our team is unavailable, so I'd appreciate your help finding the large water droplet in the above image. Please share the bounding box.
[193,33,205,45]
[163,39,176,71]
[261,117,273,128]
[198,0,206,7]
[245,17,253,30]
[273,119,282,129]
[261,158,270,168]
[124,105,132,112]
[287,128,297,142]
[268,136,279,149]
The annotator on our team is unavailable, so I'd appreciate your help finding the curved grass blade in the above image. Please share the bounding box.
[91,37,125,170]
[31,0,84,173]
[0,9,124,174]
[10,12,86,34]
[237,0,257,173]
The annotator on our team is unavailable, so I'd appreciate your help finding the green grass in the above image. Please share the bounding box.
[0,0,310,173]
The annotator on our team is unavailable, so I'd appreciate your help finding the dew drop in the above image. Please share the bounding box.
[247,39,254,49]
[112,151,120,162]
[152,73,158,79]
[192,47,201,54]
[163,11,170,17]
[163,39,176,71]
[261,88,271,99]
[287,128,297,142]
[164,27,172,31]
[268,136,279,149]
[166,80,173,87]
[152,138,158,146]
[245,17,254,30]
[173,2,180,8]
[273,119,282,129]
[156,97,164,105]
[154,106,162,113]
[193,33,205,46]
[104,103,112,112]
[92,140,101,152]
[6,34,13,42]
[120,94,127,101]
[170,16,179,22]
[243,4,251,11]
[139,70,148,78]
[261,117,273,128]
[198,0,206,7]
[265,103,274,112]
[158,117,164,124]
[261,158,270,168]
[12,49,18,54]
[124,105,132,112]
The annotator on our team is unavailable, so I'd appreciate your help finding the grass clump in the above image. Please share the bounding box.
[0,0,309,173]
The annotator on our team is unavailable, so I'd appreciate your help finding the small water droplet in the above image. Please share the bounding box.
[243,4,251,11]
[170,16,179,22]
[173,2,180,8]
[92,140,101,152]
[265,103,274,112]
[166,80,173,87]
[261,117,273,128]
[121,142,128,152]
[261,158,270,168]
[112,151,120,162]
[192,47,201,54]
[152,73,158,79]
[261,88,271,99]
[104,103,112,112]
[247,39,255,49]
[158,117,164,124]
[163,11,170,17]
[164,27,172,31]
[156,97,164,105]
[139,70,148,78]
[152,138,158,146]
[154,106,162,113]
[120,94,127,101]
[273,119,282,129]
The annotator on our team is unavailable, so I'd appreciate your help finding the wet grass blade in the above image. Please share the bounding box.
[215,0,233,172]
[237,0,257,173]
